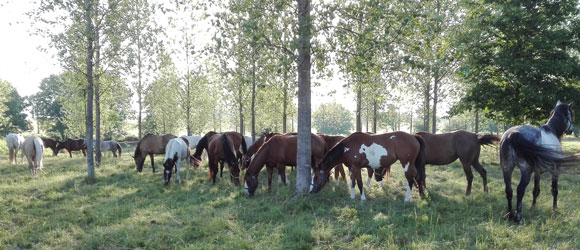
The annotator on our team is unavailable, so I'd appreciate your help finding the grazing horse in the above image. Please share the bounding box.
[244,133,327,197]
[192,131,248,178]
[41,137,59,156]
[6,133,25,164]
[414,131,500,195]
[56,139,87,158]
[133,134,177,172]
[242,132,278,169]
[99,141,122,158]
[181,135,202,150]
[500,101,579,224]
[163,137,196,185]
[317,134,347,183]
[311,132,425,202]
[206,133,243,185]
[22,136,44,178]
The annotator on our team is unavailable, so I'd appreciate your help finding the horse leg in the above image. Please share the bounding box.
[176,159,182,184]
[552,172,559,211]
[69,150,72,158]
[366,168,373,188]
[349,168,358,199]
[515,166,532,224]
[460,159,474,196]
[267,165,274,192]
[472,159,488,193]
[82,149,87,156]
[532,171,541,207]
[219,161,224,180]
[277,164,288,185]
[336,164,346,184]
[149,154,155,172]
[502,166,515,220]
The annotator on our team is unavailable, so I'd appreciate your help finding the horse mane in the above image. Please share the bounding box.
[478,134,500,146]
[134,134,155,157]
[222,134,237,167]
[320,141,345,171]
[193,131,217,159]
[180,137,190,147]
[238,133,248,154]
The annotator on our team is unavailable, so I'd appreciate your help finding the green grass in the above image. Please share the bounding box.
[0,139,579,249]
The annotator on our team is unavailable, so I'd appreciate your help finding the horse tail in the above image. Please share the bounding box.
[240,133,248,155]
[414,135,427,186]
[116,142,122,158]
[33,138,44,170]
[478,134,500,146]
[320,141,344,171]
[502,132,580,171]
[222,134,237,167]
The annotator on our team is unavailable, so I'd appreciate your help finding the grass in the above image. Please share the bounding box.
[0,138,579,249]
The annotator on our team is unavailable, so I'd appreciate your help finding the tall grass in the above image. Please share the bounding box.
[0,140,579,249]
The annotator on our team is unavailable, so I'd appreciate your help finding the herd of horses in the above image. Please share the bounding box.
[4,101,577,224]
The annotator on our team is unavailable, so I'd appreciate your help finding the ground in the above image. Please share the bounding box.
[0,138,579,249]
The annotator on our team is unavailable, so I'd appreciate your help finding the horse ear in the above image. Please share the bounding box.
[557,100,563,106]
[569,102,574,109]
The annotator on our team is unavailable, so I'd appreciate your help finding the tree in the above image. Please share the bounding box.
[296,0,312,195]
[29,75,67,139]
[457,0,580,124]
[0,79,31,135]
[313,102,353,135]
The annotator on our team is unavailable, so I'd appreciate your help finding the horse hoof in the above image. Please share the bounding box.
[503,212,515,221]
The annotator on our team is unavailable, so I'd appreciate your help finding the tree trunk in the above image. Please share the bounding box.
[251,51,256,141]
[296,0,312,195]
[94,25,101,166]
[475,109,479,133]
[185,32,191,136]
[238,86,244,135]
[137,35,143,139]
[372,100,377,133]
[410,109,413,134]
[356,83,362,132]
[431,71,439,134]
[84,0,95,181]
[423,81,430,132]
[282,70,288,134]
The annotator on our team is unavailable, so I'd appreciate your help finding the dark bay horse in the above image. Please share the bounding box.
[192,131,247,179]
[311,132,425,202]
[318,134,347,183]
[56,139,87,158]
[133,134,177,172]
[244,133,327,197]
[206,133,244,185]
[415,131,500,195]
[41,137,59,156]
[500,101,579,224]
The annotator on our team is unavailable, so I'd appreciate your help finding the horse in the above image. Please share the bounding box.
[55,139,87,158]
[206,133,243,185]
[41,137,59,156]
[242,132,278,169]
[133,134,177,172]
[311,132,425,202]
[500,101,579,224]
[99,141,122,158]
[414,131,500,195]
[192,131,247,179]
[317,134,347,184]
[244,133,327,197]
[181,135,202,149]
[163,137,196,185]
[22,136,44,178]
[6,133,25,164]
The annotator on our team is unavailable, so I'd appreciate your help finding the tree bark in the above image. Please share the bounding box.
[282,70,288,134]
[185,32,192,136]
[475,109,479,133]
[137,35,142,139]
[94,23,101,166]
[84,0,95,181]
[423,80,430,132]
[373,100,377,133]
[251,50,256,141]
[296,0,312,195]
[432,71,439,134]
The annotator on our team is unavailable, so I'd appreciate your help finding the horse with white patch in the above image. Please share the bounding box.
[311,132,426,202]
[163,137,196,185]
[22,136,44,178]
[500,101,579,224]
[6,133,25,164]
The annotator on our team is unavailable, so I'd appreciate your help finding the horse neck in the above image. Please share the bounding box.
[193,135,210,158]
[247,145,270,176]
[320,142,344,171]
[545,112,566,138]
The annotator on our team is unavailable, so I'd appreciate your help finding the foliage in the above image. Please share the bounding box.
[30,75,67,139]
[0,79,31,135]
[313,102,353,135]
[457,0,580,124]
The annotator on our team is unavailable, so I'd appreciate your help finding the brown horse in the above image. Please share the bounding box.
[242,132,279,169]
[205,133,244,185]
[56,139,87,158]
[311,132,425,202]
[192,131,247,179]
[244,133,327,197]
[317,134,347,183]
[133,134,177,172]
[41,137,59,156]
[415,131,500,195]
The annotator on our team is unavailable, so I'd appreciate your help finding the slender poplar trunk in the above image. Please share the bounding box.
[137,35,143,139]
[475,109,479,133]
[84,0,95,181]
[95,26,101,166]
[251,50,256,141]
[373,100,377,133]
[356,83,362,132]
[432,71,439,134]
[185,32,191,136]
[282,70,288,133]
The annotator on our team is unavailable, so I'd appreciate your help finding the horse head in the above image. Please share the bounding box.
[189,155,200,169]
[243,173,258,197]
[163,154,178,185]
[133,155,145,172]
[311,167,331,193]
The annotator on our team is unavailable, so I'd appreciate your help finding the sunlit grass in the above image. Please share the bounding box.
[0,139,579,249]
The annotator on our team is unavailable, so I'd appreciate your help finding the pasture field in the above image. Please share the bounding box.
[0,139,579,249]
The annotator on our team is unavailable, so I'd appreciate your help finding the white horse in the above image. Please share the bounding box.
[6,133,25,164]
[163,137,196,185]
[84,140,122,158]
[22,136,44,178]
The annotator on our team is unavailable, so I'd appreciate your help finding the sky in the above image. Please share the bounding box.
[0,0,355,114]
